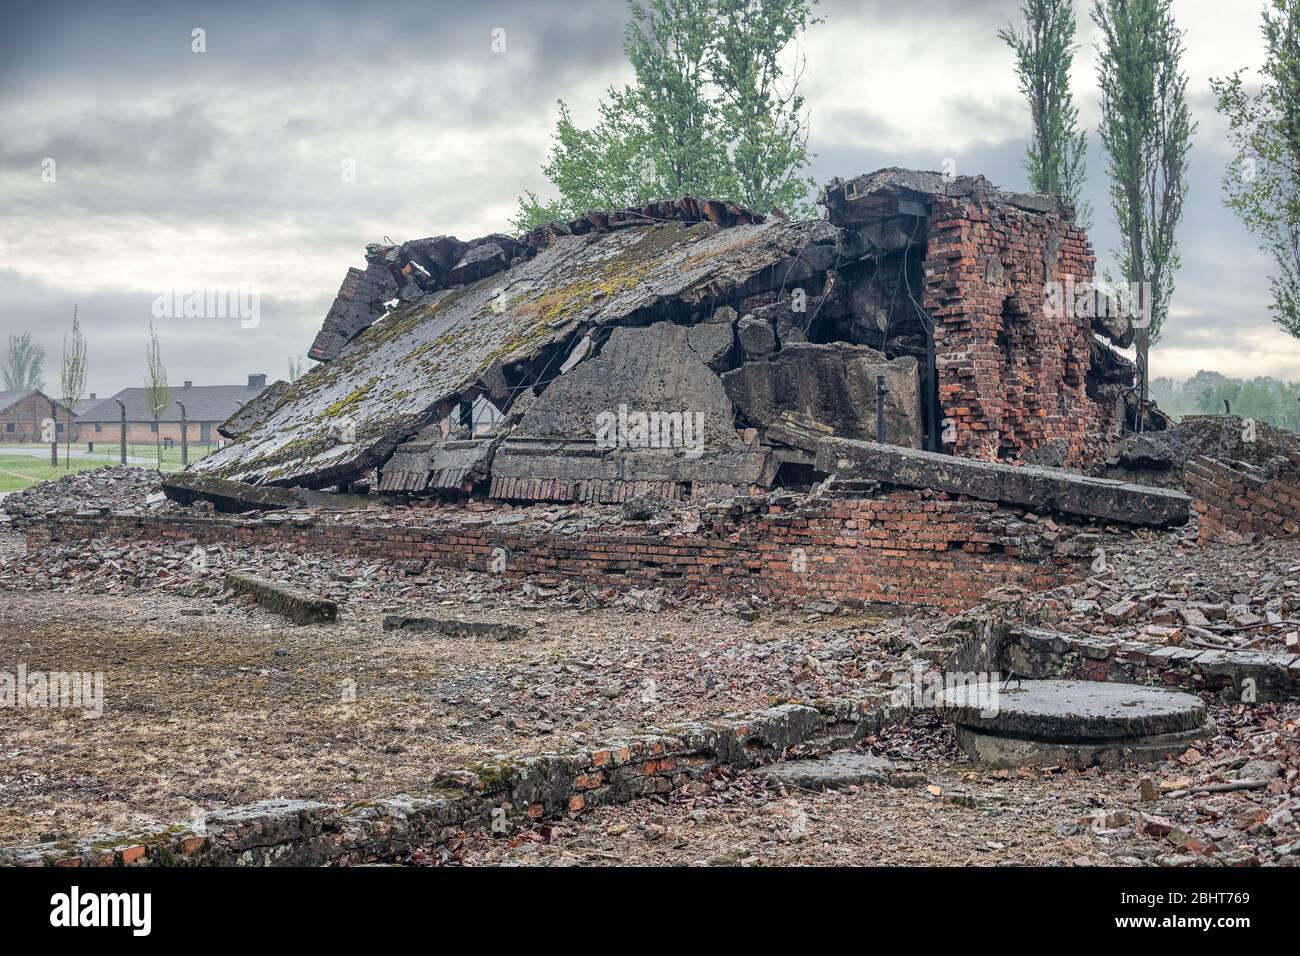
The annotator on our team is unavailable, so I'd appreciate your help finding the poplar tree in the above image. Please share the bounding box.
[60,306,87,467]
[1092,0,1195,408]
[999,0,1092,227]
[1212,0,1300,339]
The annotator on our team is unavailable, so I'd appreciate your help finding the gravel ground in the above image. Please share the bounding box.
[448,708,1300,868]
[0,532,927,846]
[2,468,1299,864]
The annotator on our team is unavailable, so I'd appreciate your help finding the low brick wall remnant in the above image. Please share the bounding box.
[1187,453,1300,545]
[26,488,1124,613]
[0,695,905,867]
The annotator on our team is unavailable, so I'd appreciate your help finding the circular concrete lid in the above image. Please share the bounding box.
[935,679,1207,742]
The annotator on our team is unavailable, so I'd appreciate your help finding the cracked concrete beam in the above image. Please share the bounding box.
[817,438,1191,528]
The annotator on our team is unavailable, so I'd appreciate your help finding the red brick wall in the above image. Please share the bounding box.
[924,197,1113,467]
[0,394,77,443]
[1187,453,1300,544]
[31,490,1096,614]
[82,421,217,446]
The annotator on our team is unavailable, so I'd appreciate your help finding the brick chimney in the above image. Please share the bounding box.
[248,373,267,388]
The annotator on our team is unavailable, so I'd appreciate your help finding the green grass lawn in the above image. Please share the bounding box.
[0,444,215,493]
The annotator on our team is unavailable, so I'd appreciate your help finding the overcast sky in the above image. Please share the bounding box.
[1,0,1296,399]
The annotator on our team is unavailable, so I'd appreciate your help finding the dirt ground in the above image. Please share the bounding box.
[0,527,913,846]
[454,757,1170,867]
[448,708,1300,867]
[2,523,1298,866]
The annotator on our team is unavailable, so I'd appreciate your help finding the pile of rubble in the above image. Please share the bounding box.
[995,532,1300,652]
[1107,701,1300,867]
[189,167,1142,503]
[1099,414,1299,488]
[0,466,160,526]
[446,699,1299,867]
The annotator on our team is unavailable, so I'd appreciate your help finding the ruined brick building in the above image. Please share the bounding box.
[194,168,1145,502]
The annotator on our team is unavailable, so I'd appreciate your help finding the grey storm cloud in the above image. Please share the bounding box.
[1,0,1298,400]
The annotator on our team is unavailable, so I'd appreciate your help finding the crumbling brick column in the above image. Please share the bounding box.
[923,196,1111,467]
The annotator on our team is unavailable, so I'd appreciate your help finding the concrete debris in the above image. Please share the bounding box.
[1101,414,1300,488]
[218,379,290,440]
[817,438,1191,528]
[751,752,896,790]
[723,342,922,451]
[382,615,528,640]
[936,679,1208,741]
[224,570,338,624]
[189,168,1161,508]
[162,472,308,513]
[954,723,1208,770]
[622,491,671,522]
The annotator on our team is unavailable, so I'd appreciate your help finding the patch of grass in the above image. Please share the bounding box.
[0,444,215,491]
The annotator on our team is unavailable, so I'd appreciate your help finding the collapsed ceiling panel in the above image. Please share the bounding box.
[188,169,1155,503]
[195,210,838,488]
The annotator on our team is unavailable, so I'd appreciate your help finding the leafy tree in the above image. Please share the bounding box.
[60,306,87,467]
[627,0,723,196]
[2,332,45,391]
[144,321,170,469]
[1212,0,1300,339]
[999,0,1092,227]
[711,0,818,212]
[1150,371,1300,431]
[514,97,660,230]
[1092,0,1195,418]
[513,0,818,230]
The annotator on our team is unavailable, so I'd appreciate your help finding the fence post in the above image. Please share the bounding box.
[115,399,127,465]
[48,398,58,466]
[178,401,188,468]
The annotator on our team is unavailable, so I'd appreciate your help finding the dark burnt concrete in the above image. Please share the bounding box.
[817,439,1191,528]
[725,343,922,451]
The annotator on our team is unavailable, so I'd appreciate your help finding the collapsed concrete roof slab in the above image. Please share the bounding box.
[816,438,1191,528]
[218,379,290,440]
[378,433,500,494]
[309,256,399,362]
[189,167,1161,500]
[483,320,770,501]
[513,321,742,447]
[723,342,922,451]
[824,167,1069,222]
[162,472,307,513]
[489,438,772,503]
[194,215,839,489]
